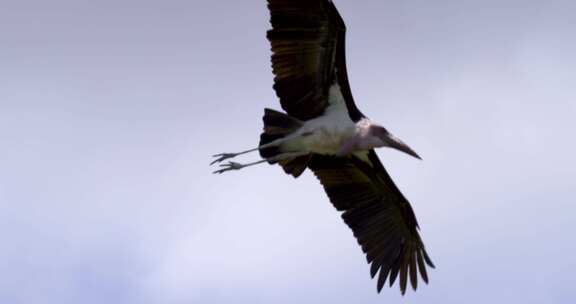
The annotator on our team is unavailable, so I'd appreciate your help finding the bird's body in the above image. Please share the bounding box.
[282,84,368,158]
[212,0,434,294]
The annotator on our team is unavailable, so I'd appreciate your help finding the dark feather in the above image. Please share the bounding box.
[410,250,418,290]
[399,250,409,294]
[308,152,433,294]
[389,259,401,287]
[267,0,364,121]
[266,0,433,294]
[417,249,429,283]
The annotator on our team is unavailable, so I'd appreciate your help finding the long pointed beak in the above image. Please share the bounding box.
[385,134,422,160]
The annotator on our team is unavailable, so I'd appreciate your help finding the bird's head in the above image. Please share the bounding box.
[369,125,421,159]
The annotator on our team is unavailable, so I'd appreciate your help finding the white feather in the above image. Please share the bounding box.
[282,83,371,163]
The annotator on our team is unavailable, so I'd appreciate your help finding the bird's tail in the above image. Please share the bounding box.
[259,108,310,177]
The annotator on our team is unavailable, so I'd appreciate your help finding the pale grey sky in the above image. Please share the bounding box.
[1,0,575,303]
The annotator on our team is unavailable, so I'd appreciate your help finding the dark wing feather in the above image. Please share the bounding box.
[267,0,363,121]
[308,151,434,294]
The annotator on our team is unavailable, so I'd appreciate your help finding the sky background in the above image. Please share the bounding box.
[1,0,576,303]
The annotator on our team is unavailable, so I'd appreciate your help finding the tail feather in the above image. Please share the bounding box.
[279,154,311,177]
[259,108,309,177]
[259,108,302,159]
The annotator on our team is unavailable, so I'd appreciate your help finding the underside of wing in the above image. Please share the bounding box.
[308,151,434,294]
[267,0,345,120]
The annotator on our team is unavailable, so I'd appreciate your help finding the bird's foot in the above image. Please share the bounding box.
[210,152,238,165]
[212,161,245,174]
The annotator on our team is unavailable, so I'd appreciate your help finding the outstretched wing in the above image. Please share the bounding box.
[267,0,363,121]
[308,151,434,294]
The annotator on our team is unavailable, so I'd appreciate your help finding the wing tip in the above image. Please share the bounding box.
[371,245,435,294]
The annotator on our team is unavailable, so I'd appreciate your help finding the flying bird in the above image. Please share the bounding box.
[211,0,434,294]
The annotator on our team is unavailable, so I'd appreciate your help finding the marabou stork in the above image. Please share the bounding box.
[211,0,434,294]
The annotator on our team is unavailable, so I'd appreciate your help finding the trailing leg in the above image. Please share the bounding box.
[211,108,303,165]
[210,148,258,165]
[211,108,311,177]
[213,151,309,174]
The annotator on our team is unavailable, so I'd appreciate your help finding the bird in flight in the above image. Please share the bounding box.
[211,0,434,294]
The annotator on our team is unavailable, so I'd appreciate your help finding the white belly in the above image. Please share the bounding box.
[282,83,358,155]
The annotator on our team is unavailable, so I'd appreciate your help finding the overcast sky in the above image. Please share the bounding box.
[1,0,576,303]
